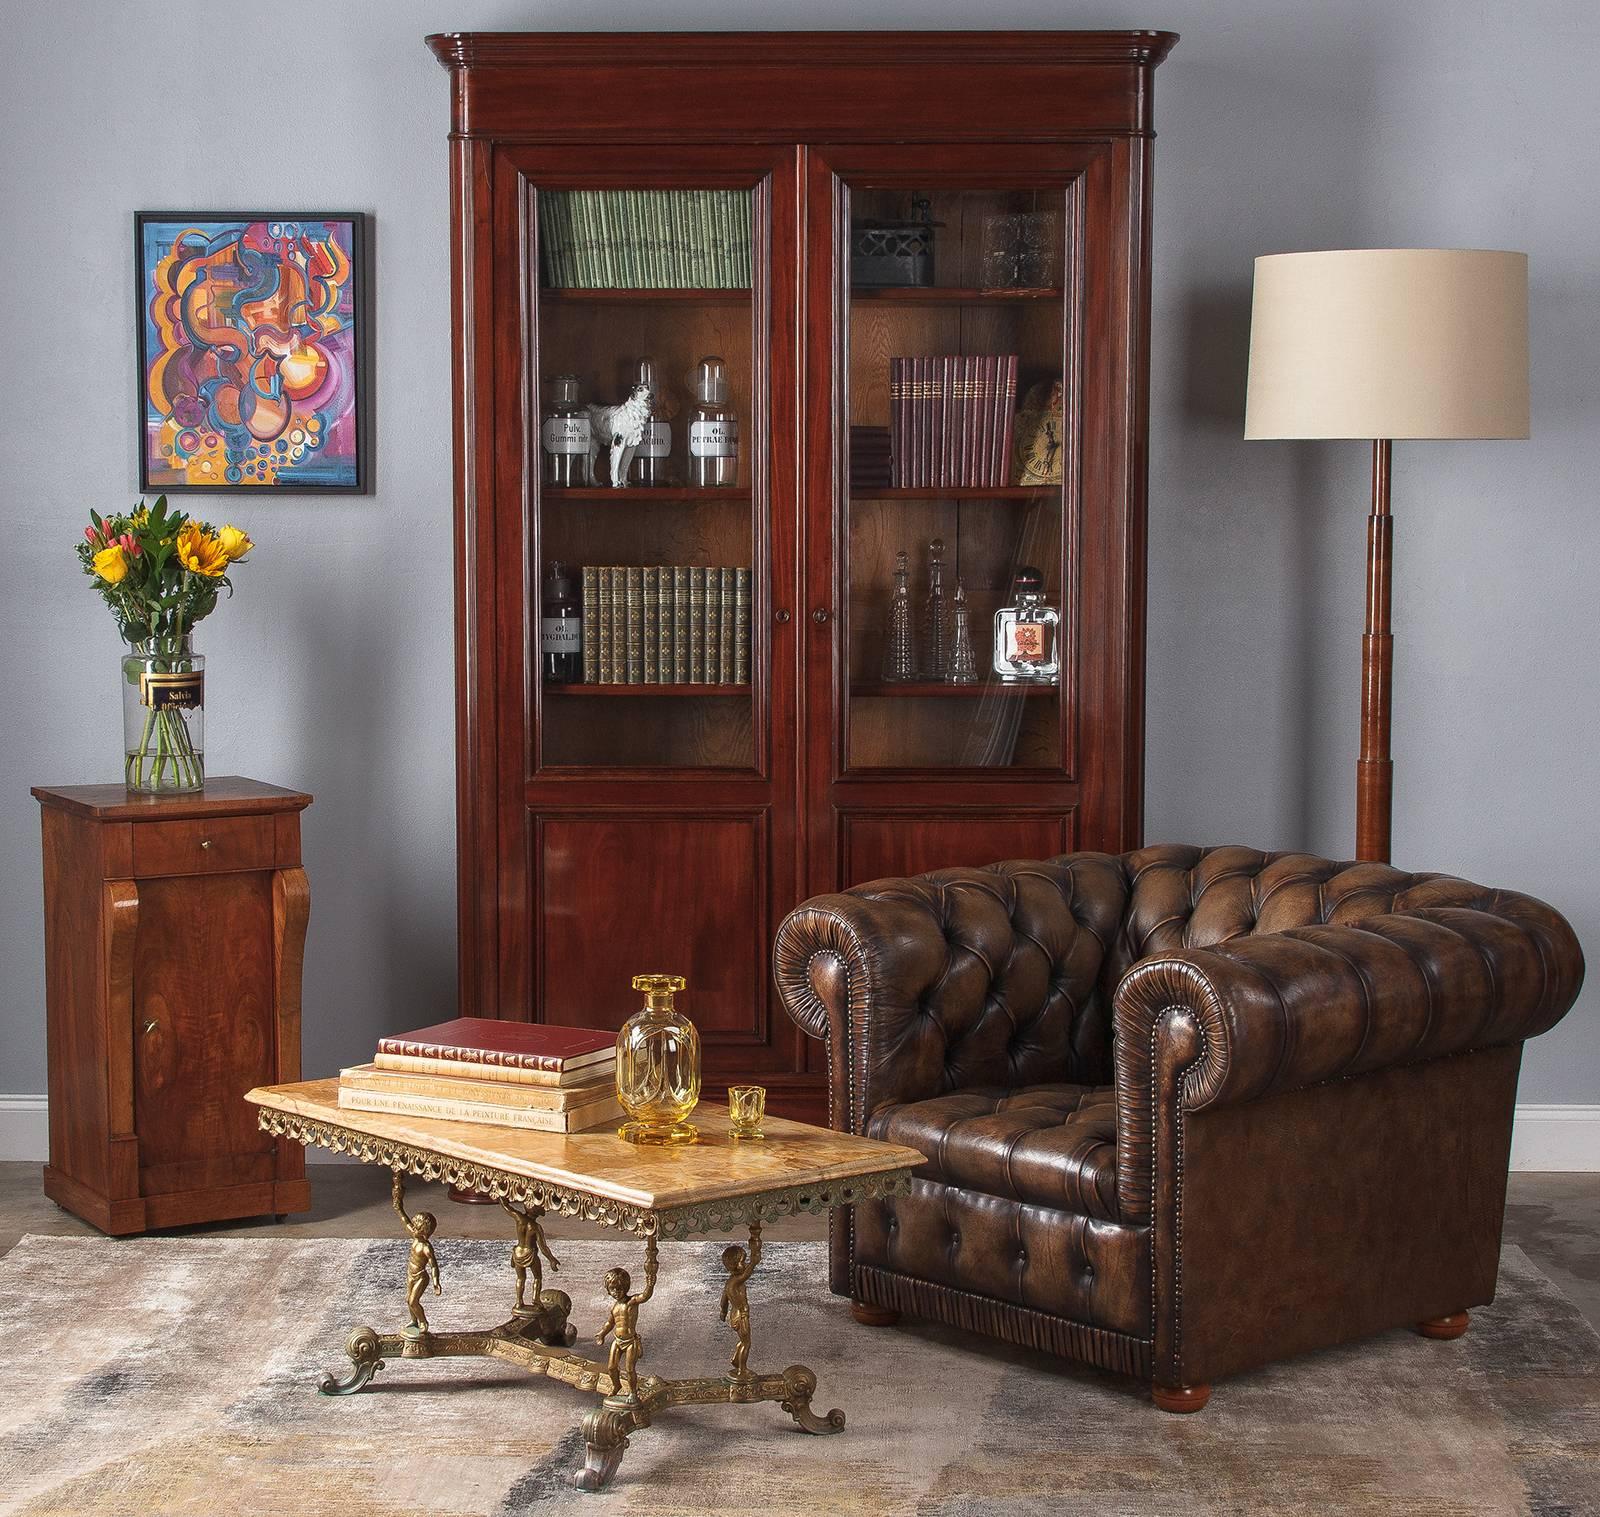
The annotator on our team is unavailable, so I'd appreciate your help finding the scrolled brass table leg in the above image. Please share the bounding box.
[778,1363,846,1434]
[319,1325,388,1396]
[575,1406,633,1491]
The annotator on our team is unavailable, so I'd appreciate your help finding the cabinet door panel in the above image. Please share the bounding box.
[841,811,1074,887]
[534,812,774,1049]
[134,872,276,1194]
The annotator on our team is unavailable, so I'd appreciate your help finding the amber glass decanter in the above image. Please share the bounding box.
[615,973,702,1144]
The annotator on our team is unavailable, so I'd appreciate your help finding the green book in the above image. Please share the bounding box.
[642,567,661,683]
[595,567,615,683]
[688,567,707,682]
[581,565,599,683]
[703,567,722,683]
[718,567,737,683]
[733,567,751,684]
[624,566,644,683]
[671,567,690,682]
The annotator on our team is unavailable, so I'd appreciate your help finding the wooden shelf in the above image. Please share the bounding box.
[851,487,1056,501]
[546,683,751,697]
[851,286,1063,303]
[851,681,1056,698]
[543,487,751,503]
[540,287,751,304]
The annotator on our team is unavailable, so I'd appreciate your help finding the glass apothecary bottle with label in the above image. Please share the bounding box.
[992,566,1060,685]
[541,561,582,683]
[629,357,672,485]
[541,374,591,485]
[687,355,739,487]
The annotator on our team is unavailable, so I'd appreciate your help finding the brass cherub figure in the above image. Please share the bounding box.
[500,1197,561,1311]
[392,1172,441,1334]
[595,1264,656,1399]
[720,1226,762,1379]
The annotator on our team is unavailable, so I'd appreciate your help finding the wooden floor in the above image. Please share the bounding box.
[3,1164,1596,1334]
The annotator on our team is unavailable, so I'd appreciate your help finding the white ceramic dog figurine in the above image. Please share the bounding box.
[587,383,654,488]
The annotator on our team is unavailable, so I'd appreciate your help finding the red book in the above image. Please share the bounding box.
[376,1017,616,1073]
[997,356,1019,485]
[977,356,996,487]
[889,358,905,488]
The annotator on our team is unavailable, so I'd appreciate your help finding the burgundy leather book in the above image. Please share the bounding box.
[376,1017,616,1072]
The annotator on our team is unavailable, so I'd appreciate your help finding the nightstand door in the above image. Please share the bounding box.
[133,871,278,1196]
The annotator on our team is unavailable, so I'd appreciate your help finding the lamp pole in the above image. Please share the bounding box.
[1357,438,1394,863]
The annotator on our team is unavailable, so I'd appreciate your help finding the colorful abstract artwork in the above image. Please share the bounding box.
[136,214,367,492]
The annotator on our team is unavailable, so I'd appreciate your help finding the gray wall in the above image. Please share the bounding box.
[2,0,1594,1103]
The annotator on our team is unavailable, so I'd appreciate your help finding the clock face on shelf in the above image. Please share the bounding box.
[1012,379,1065,486]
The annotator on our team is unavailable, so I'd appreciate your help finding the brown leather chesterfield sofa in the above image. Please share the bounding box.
[773,845,1584,1411]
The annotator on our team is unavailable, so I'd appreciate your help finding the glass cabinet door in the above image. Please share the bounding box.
[838,175,1075,772]
[530,181,767,773]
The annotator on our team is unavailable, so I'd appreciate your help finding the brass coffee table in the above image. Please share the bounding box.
[247,1080,922,1491]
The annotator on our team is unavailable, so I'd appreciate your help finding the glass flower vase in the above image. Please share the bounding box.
[616,973,701,1145]
[122,635,204,793]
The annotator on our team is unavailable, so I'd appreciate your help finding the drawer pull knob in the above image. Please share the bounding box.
[142,1020,159,1037]
[200,839,212,850]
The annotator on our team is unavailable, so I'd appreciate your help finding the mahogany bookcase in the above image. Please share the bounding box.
[426,30,1177,1123]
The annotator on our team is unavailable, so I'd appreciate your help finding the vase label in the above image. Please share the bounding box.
[689,419,738,458]
[140,671,204,710]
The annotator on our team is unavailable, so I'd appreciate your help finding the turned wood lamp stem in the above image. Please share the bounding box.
[1357,438,1394,864]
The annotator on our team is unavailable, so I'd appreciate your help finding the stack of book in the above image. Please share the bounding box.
[539,190,752,289]
[580,565,751,685]
[888,355,1019,488]
[338,1018,622,1133]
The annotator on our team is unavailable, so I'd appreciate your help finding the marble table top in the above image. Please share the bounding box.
[248,1078,924,1237]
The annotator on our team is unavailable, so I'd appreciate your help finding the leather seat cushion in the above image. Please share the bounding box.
[866,1082,1120,1222]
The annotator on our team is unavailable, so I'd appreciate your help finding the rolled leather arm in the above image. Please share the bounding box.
[1112,886,1584,1220]
[773,889,961,1132]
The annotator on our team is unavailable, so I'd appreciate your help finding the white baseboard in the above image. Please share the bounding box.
[0,1096,47,1162]
[3,1095,1598,1170]
[1508,1105,1600,1172]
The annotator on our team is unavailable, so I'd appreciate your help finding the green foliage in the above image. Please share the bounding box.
[76,496,254,647]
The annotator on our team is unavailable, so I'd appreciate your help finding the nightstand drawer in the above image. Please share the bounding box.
[131,815,278,877]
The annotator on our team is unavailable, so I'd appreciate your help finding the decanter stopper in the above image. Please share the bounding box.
[921,537,949,679]
[882,548,917,683]
[946,579,978,684]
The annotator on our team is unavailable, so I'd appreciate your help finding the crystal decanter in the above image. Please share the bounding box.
[881,548,917,682]
[615,973,702,1145]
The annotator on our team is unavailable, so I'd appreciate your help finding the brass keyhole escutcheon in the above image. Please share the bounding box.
[774,609,791,624]
[142,1020,159,1036]
[200,839,213,849]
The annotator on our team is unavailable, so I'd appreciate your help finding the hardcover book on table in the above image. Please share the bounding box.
[373,1018,617,1087]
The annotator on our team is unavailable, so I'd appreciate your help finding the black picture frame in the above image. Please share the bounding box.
[134,211,372,494]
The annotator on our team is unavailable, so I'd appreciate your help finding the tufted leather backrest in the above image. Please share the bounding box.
[835,844,1497,1096]
[1097,844,1457,999]
[838,853,1131,1094]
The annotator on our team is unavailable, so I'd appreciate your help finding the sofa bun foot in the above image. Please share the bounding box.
[1415,1311,1470,1340]
[850,1301,901,1327]
[1152,1382,1211,1414]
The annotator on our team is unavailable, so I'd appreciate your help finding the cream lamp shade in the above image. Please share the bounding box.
[1244,249,1529,440]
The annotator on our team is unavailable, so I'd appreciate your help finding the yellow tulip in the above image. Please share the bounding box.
[217,524,254,562]
[177,521,228,577]
[92,545,129,584]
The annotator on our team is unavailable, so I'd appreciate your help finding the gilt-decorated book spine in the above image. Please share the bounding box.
[624,567,644,684]
[888,358,904,488]
[733,567,751,685]
[718,568,737,684]
[581,565,599,683]
[671,567,690,682]
[642,567,661,683]
[609,565,627,681]
[704,568,723,684]
[596,567,616,683]
[688,567,708,682]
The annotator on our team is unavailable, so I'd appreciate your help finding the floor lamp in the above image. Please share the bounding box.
[1243,249,1529,863]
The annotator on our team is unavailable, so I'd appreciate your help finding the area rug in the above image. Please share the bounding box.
[0,1235,1596,1516]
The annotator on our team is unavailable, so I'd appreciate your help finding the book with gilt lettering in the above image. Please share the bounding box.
[374,1018,617,1087]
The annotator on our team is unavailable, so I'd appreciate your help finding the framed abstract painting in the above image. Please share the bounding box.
[135,212,370,492]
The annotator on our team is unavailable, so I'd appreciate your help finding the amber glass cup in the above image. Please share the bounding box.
[728,1085,766,1140]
